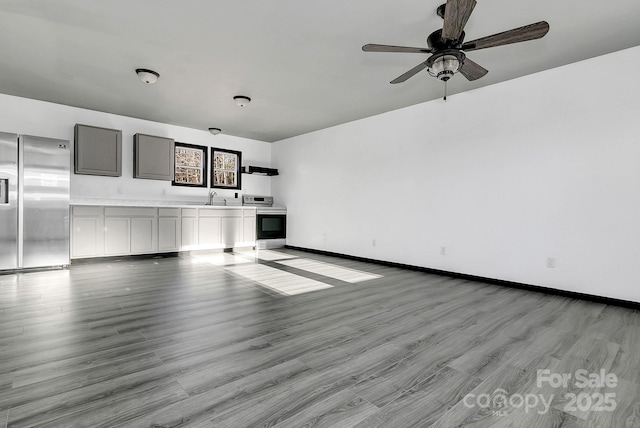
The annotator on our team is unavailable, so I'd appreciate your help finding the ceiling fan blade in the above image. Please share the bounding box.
[459,58,488,81]
[390,61,430,84]
[442,0,477,41]
[362,44,432,54]
[461,21,549,51]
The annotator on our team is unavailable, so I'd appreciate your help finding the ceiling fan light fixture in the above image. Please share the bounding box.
[135,68,160,84]
[208,127,222,135]
[233,96,251,107]
[427,51,465,81]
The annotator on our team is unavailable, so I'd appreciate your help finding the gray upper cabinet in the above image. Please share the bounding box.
[133,133,174,180]
[74,124,122,176]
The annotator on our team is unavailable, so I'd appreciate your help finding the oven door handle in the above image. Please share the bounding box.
[257,209,287,216]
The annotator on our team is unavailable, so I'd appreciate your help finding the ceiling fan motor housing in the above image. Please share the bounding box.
[427,28,465,50]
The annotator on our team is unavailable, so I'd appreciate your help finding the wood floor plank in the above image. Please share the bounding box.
[449,333,532,380]
[271,389,379,428]
[0,330,147,377]
[353,366,481,428]
[208,343,407,427]
[8,381,189,428]
[429,356,565,427]
[350,331,482,408]
[8,332,172,390]
[585,378,640,428]
[5,364,182,425]
[0,352,163,411]
[176,325,361,395]
[609,323,640,384]
[115,359,315,428]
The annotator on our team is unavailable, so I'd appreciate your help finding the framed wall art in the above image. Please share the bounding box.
[172,142,208,187]
[211,147,242,190]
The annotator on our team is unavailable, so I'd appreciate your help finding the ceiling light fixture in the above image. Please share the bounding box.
[135,68,160,84]
[208,128,221,135]
[233,96,251,107]
[426,50,465,82]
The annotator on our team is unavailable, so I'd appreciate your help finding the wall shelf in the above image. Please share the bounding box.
[242,165,279,176]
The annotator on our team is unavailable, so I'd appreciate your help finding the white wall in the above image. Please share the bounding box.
[0,94,272,203]
[272,45,640,302]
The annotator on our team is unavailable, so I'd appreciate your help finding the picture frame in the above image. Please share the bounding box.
[172,142,208,187]
[211,147,242,190]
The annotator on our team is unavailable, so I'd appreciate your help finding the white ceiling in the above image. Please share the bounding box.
[0,0,639,142]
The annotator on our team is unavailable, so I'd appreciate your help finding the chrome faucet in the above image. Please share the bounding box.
[207,190,216,205]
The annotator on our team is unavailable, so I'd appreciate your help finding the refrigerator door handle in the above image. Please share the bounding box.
[0,178,7,203]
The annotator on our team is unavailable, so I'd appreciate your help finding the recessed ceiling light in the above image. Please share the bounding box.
[136,68,160,84]
[208,128,221,135]
[233,96,251,107]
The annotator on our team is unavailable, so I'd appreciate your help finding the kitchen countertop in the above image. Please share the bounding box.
[70,199,253,209]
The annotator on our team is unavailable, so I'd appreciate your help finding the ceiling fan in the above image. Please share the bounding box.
[362,0,549,86]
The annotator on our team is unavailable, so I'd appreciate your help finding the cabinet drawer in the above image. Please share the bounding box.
[105,207,156,217]
[222,209,242,217]
[72,206,103,216]
[159,208,179,217]
[198,208,224,217]
[182,208,197,217]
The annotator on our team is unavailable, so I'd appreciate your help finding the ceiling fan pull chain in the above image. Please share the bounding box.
[444,80,447,101]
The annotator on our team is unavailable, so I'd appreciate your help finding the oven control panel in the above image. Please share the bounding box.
[242,195,274,207]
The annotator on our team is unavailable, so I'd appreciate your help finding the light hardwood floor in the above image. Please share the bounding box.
[0,248,638,427]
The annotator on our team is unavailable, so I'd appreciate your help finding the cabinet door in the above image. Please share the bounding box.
[198,217,221,248]
[159,217,180,251]
[181,217,197,250]
[243,216,256,243]
[74,124,122,176]
[71,217,102,258]
[131,217,156,253]
[221,217,242,246]
[104,218,130,255]
[133,134,174,180]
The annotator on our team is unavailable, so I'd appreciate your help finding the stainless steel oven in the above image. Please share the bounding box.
[243,195,287,249]
[257,207,286,240]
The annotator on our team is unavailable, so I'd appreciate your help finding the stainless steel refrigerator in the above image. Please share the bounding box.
[0,132,70,271]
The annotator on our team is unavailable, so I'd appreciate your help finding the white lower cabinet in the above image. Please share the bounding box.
[71,216,102,258]
[243,213,256,243]
[198,216,221,248]
[158,208,180,251]
[104,217,130,255]
[222,217,242,246]
[131,217,156,253]
[70,205,257,259]
[221,209,243,246]
[181,213,197,250]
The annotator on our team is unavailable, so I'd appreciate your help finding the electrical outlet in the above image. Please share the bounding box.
[546,257,556,268]
[116,186,122,194]
[161,188,166,196]
[372,239,376,247]
[322,234,327,241]
[440,246,446,256]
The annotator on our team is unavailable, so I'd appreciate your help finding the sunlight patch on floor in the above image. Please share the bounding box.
[235,249,298,261]
[225,264,333,296]
[189,253,253,266]
[276,258,382,283]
